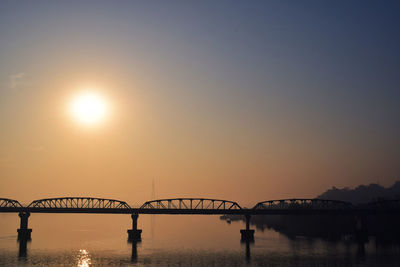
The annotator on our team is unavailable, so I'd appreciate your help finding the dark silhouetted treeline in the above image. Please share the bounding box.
[318,181,400,204]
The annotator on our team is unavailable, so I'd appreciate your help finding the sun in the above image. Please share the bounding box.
[68,91,109,126]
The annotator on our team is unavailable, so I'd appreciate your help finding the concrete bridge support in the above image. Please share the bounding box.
[17,212,32,240]
[127,214,142,241]
[240,214,254,242]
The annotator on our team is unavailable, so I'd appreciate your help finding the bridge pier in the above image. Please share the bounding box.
[127,214,142,241]
[240,214,254,242]
[17,212,32,241]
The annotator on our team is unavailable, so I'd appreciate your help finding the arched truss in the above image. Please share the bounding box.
[140,198,242,210]
[28,197,131,209]
[253,199,353,210]
[0,198,22,208]
[367,199,400,209]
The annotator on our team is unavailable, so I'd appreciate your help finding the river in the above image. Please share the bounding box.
[1,213,399,266]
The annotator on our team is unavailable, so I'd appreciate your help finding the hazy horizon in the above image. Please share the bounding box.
[1,1,399,206]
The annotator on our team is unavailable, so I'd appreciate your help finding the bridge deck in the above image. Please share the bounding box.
[1,197,399,215]
[1,207,395,215]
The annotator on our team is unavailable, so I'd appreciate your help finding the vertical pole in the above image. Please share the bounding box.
[132,214,138,230]
[246,214,250,231]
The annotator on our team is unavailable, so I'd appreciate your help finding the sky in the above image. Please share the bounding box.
[0,1,399,207]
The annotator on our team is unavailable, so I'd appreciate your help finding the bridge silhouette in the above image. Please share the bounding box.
[1,196,399,243]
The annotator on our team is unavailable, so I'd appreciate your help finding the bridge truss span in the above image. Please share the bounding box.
[28,197,131,209]
[253,198,354,210]
[0,198,23,208]
[140,198,242,210]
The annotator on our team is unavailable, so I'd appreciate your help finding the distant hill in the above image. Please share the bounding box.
[317,181,400,204]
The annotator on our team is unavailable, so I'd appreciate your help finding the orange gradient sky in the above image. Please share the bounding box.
[0,1,399,206]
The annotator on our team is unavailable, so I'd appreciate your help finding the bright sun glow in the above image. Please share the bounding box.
[69,91,109,126]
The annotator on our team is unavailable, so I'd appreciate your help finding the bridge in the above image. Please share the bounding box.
[1,196,399,243]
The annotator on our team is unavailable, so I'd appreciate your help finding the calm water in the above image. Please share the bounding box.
[1,213,400,266]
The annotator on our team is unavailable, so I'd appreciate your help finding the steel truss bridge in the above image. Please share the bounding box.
[2,195,400,252]
[1,196,399,215]
[4,197,396,263]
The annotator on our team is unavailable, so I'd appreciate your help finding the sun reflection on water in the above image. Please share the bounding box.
[77,249,91,267]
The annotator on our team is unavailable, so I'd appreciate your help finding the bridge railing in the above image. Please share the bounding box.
[140,198,242,210]
[253,199,354,210]
[27,197,131,209]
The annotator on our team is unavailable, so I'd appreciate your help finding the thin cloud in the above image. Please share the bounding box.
[9,72,28,90]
